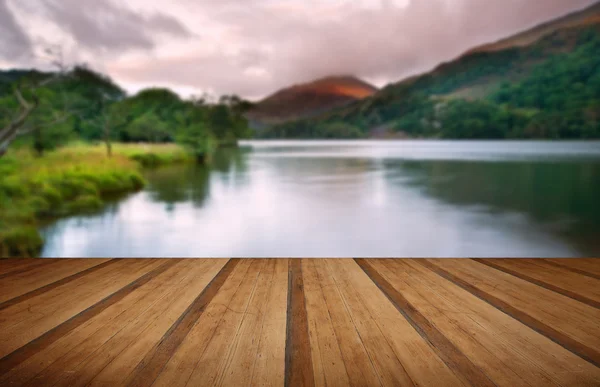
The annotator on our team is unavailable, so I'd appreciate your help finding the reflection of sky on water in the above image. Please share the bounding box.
[41,141,600,257]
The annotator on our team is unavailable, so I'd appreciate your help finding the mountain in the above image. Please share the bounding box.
[259,1,600,140]
[468,1,600,54]
[245,76,377,128]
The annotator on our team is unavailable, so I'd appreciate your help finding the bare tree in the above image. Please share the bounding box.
[0,47,73,157]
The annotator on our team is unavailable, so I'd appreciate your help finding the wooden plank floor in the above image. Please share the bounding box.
[0,259,599,386]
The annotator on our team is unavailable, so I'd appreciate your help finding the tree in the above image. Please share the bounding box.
[0,48,73,157]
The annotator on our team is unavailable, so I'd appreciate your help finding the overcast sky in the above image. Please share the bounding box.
[0,0,596,100]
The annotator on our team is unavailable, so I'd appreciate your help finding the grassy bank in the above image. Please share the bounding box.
[0,143,192,257]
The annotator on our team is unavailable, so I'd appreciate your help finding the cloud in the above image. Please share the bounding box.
[0,0,33,60]
[6,0,192,55]
[109,0,598,98]
[1,0,598,98]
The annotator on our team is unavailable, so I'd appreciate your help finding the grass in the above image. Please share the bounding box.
[0,143,192,257]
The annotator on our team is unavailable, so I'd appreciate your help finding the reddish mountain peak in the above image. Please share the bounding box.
[247,76,377,125]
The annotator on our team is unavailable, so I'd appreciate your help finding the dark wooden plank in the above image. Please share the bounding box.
[355,258,496,387]
[0,259,119,312]
[285,259,315,387]
[125,258,241,387]
[0,259,180,375]
[542,259,600,281]
[417,259,600,367]
[474,259,600,309]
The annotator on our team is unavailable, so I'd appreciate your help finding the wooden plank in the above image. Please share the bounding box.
[285,259,316,387]
[151,259,254,387]
[0,259,116,311]
[323,259,415,386]
[312,259,383,386]
[475,259,600,308]
[183,259,266,386]
[303,259,351,387]
[41,259,211,387]
[0,259,155,334]
[74,259,228,387]
[0,259,112,304]
[546,259,600,278]
[219,260,279,386]
[0,259,51,276]
[543,259,600,280]
[356,259,495,387]
[0,259,174,375]
[419,259,600,367]
[0,259,195,386]
[0,259,60,280]
[250,259,289,387]
[328,259,465,387]
[119,258,237,387]
[372,259,600,386]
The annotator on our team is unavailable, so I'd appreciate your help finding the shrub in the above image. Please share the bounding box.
[68,195,103,213]
[0,226,44,257]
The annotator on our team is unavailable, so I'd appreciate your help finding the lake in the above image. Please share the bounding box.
[41,140,600,257]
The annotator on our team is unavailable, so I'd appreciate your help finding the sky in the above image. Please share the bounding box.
[0,0,597,100]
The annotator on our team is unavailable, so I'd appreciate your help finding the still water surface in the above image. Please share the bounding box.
[41,141,600,257]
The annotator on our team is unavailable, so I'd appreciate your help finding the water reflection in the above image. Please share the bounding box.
[387,160,600,254]
[41,141,600,257]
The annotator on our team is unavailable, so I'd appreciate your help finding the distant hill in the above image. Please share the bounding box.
[260,1,600,140]
[245,76,377,128]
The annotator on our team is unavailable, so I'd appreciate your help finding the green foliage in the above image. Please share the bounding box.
[1,68,252,160]
[0,226,44,257]
[0,146,152,257]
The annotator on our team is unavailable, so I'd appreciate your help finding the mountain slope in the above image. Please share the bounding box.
[260,1,600,140]
[468,1,600,54]
[246,76,377,127]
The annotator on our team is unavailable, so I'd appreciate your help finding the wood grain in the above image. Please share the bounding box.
[285,259,315,387]
[355,258,496,387]
[0,258,598,387]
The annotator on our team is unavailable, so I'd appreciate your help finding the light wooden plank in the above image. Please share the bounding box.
[0,259,163,359]
[546,259,600,278]
[323,259,415,386]
[373,259,600,387]
[309,259,382,386]
[476,259,600,308]
[303,259,350,387]
[330,259,466,387]
[52,259,224,387]
[151,259,253,387]
[88,259,228,386]
[250,259,288,387]
[423,259,600,366]
[0,259,112,304]
[0,259,191,386]
[184,259,266,386]
[219,260,278,386]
